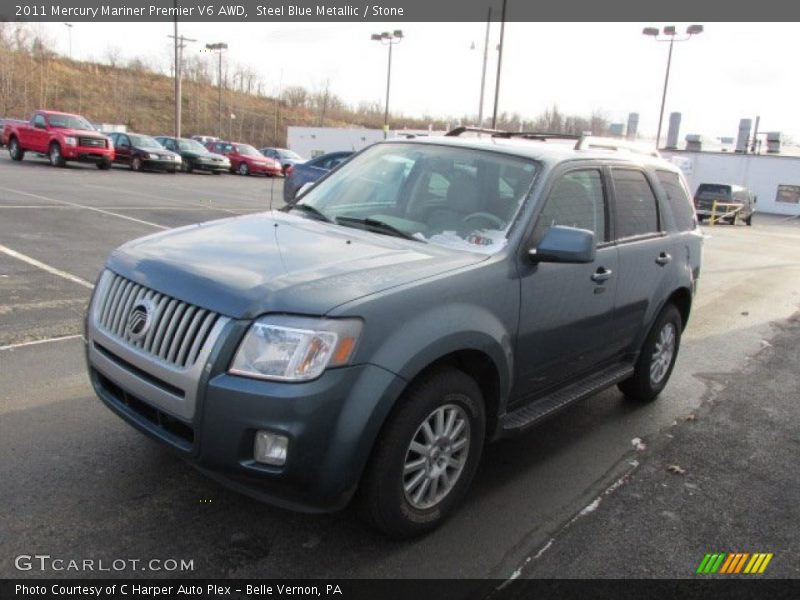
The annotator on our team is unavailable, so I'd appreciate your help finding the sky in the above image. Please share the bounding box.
[31,21,800,145]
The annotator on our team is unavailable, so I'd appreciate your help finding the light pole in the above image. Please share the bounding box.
[471,8,492,127]
[370,30,403,139]
[491,0,507,129]
[63,23,73,59]
[205,42,228,138]
[643,24,704,149]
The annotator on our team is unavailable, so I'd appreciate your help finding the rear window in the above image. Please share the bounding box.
[656,170,696,232]
[697,184,731,199]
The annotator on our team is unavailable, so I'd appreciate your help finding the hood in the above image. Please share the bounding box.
[106,211,486,319]
[56,127,105,137]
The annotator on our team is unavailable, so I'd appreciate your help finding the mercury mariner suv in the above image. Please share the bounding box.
[85,128,703,538]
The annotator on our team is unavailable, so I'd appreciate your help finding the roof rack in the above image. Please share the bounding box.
[444,126,661,157]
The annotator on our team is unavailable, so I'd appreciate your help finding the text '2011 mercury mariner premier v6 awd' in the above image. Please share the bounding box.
[85,128,702,538]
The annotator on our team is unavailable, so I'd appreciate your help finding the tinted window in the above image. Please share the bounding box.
[656,170,696,232]
[696,184,731,199]
[33,114,46,128]
[117,134,130,147]
[613,169,659,238]
[533,170,607,244]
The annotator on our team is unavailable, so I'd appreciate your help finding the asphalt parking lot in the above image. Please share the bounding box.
[2,153,800,581]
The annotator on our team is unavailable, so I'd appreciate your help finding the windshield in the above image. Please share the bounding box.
[295,143,538,254]
[235,144,261,157]
[278,149,302,160]
[178,139,208,153]
[48,114,94,130]
[129,134,162,149]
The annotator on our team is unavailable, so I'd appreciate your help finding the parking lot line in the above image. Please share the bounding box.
[0,186,169,230]
[0,243,95,289]
[0,333,83,352]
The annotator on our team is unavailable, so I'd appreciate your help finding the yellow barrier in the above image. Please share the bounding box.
[709,201,744,226]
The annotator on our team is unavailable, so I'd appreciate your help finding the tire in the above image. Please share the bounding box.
[358,367,485,538]
[212,170,222,175]
[9,137,24,161]
[238,162,249,176]
[745,214,753,226]
[49,142,66,167]
[618,304,682,403]
[97,160,111,170]
[184,161,194,174]
[167,168,176,174]
[131,156,142,171]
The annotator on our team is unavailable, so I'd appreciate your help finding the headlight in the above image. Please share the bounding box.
[147,153,159,159]
[229,316,362,382]
[64,136,77,146]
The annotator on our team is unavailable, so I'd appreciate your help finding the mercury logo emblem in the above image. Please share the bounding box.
[126,299,154,342]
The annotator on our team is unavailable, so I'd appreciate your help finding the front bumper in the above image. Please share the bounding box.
[194,160,229,172]
[87,311,405,512]
[63,145,114,162]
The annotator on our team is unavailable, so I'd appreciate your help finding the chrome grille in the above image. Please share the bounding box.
[79,136,107,148]
[95,273,219,369]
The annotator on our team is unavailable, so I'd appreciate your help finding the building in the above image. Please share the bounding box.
[287,126,446,158]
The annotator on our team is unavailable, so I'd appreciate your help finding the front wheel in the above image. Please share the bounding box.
[358,368,485,538]
[618,304,682,402]
[49,142,66,167]
[238,162,249,176]
[9,138,24,161]
[131,156,142,171]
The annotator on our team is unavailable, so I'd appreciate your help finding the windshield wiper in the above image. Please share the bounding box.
[286,203,332,223]
[335,216,424,242]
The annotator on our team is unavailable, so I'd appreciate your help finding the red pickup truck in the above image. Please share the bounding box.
[3,110,114,169]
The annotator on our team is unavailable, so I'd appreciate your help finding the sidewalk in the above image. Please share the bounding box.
[518,314,800,578]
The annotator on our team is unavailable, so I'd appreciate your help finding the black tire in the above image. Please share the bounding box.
[9,137,24,161]
[49,142,66,167]
[212,170,222,175]
[238,162,249,176]
[97,160,111,170]
[618,304,682,403]
[131,156,142,171]
[167,168,176,174]
[358,367,485,539]
[745,214,753,226]
[181,160,194,174]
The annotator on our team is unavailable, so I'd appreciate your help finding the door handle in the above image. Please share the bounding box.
[591,267,613,283]
[656,252,672,266]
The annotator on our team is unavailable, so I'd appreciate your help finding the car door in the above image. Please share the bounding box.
[513,165,619,404]
[608,166,676,357]
[115,134,131,164]
[30,114,48,151]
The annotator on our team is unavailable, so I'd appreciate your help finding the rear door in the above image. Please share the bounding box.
[513,165,619,403]
[609,167,676,357]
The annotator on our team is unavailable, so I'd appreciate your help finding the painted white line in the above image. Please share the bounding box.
[80,181,251,215]
[0,186,168,230]
[0,244,95,289]
[0,334,83,352]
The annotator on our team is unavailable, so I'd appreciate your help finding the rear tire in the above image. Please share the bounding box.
[619,304,682,403]
[358,367,485,539]
[9,137,24,161]
[745,214,753,226]
[49,142,66,167]
[97,160,111,170]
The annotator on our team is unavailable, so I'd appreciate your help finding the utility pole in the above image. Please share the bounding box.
[168,30,197,140]
[491,0,507,129]
[63,23,73,59]
[205,42,228,138]
[477,8,491,128]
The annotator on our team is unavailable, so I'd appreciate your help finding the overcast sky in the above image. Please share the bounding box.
[32,21,799,144]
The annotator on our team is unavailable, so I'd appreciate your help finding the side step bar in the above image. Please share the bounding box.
[500,363,635,433]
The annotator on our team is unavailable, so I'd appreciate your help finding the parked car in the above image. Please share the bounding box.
[4,110,113,169]
[259,147,306,174]
[206,140,282,176]
[85,129,702,538]
[283,150,354,203]
[154,136,230,174]
[108,132,182,173]
[694,183,756,225]
[191,134,220,145]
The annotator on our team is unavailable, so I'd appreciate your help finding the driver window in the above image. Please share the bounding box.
[33,115,46,129]
[117,135,130,147]
[533,170,607,245]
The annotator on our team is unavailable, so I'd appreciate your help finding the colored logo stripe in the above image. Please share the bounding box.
[697,552,773,574]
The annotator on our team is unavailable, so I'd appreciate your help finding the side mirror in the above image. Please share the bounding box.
[529,226,596,264]
[295,181,314,199]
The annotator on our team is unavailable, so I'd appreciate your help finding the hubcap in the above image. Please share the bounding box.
[402,403,470,510]
[650,323,676,385]
[51,146,60,163]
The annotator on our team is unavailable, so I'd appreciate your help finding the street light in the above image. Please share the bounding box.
[643,24,704,149]
[370,30,403,139]
[205,42,228,138]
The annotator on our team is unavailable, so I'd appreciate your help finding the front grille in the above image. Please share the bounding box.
[95,272,220,369]
[79,136,106,148]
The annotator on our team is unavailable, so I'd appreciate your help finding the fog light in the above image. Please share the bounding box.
[254,431,288,466]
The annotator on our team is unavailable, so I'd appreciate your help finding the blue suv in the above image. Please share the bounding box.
[85,128,702,538]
